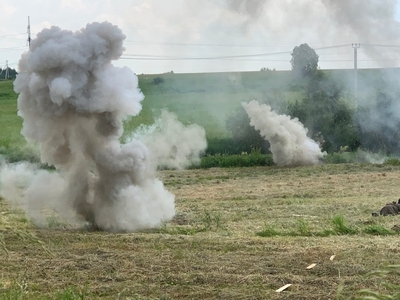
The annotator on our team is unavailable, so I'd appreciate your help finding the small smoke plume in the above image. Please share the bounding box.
[0,22,180,232]
[130,110,207,170]
[242,100,325,166]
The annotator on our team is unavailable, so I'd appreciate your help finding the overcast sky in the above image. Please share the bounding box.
[1,0,400,74]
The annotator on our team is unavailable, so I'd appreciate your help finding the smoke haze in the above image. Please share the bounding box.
[130,110,207,170]
[242,100,325,166]
[0,22,210,232]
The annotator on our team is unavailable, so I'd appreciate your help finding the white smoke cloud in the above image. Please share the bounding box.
[130,111,207,170]
[0,22,178,232]
[242,100,326,166]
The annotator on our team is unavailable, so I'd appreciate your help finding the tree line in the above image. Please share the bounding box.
[0,67,18,79]
[223,43,400,156]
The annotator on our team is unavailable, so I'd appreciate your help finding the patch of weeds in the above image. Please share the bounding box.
[162,179,178,186]
[199,210,225,231]
[256,223,279,237]
[257,217,390,238]
[215,175,230,180]
[384,158,400,166]
[331,215,357,235]
[54,286,87,300]
[322,152,359,164]
[292,193,315,199]
[296,219,312,236]
[362,225,394,236]
[46,214,67,229]
[0,280,29,300]
[355,265,400,299]
[199,152,274,168]
[315,229,335,237]
[155,223,204,235]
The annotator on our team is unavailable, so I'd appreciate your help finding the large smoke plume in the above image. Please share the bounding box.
[242,100,325,166]
[0,22,206,232]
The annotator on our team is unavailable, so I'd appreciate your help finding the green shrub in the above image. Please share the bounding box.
[153,77,164,85]
[384,158,400,166]
[322,152,357,164]
[362,225,394,236]
[296,219,312,236]
[0,146,39,164]
[256,223,279,237]
[54,286,87,300]
[331,215,357,235]
[205,138,255,155]
[199,151,274,168]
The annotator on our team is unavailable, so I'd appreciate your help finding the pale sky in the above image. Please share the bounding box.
[1,0,400,74]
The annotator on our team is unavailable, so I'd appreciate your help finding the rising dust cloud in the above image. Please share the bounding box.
[130,111,207,170]
[242,100,326,166]
[0,22,207,232]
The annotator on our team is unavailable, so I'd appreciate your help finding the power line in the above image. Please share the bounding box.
[313,44,352,50]
[362,43,400,48]
[122,50,293,60]
[0,33,25,38]
[122,45,351,61]
[125,40,297,48]
[0,46,26,52]
[124,40,352,50]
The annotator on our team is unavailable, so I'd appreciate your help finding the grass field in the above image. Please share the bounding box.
[127,70,303,140]
[0,81,25,148]
[0,68,392,146]
[2,163,400,299]
[2,70,400,299]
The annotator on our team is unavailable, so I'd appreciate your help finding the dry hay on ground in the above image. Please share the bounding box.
[1,164,400,299]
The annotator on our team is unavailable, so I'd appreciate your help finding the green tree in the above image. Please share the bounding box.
[225,106,269,154]
[290,43,319,78]
[0,67,18,79]
[287,76,360,153]
[355,89,400,155]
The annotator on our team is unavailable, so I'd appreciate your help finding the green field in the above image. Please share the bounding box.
[2,71,400,298]
[0,81,25,148]
[129,70,303,140]
[0,68,391,150]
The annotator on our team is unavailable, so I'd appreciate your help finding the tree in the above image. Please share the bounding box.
[287,76,360,153]
[225,106,269,154]
[355,89,400,155]
[290,43,319,78]
[0,67,18,79]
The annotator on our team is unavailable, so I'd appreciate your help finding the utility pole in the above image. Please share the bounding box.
[352,43,361,105]
[5,60,9,79]
[27,16,31,49]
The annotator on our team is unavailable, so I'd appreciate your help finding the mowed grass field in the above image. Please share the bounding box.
[1,70,400,299]
[2,164,400,299]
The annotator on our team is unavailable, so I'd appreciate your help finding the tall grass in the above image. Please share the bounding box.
[355,265,400,299]
[256,215,394,238]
